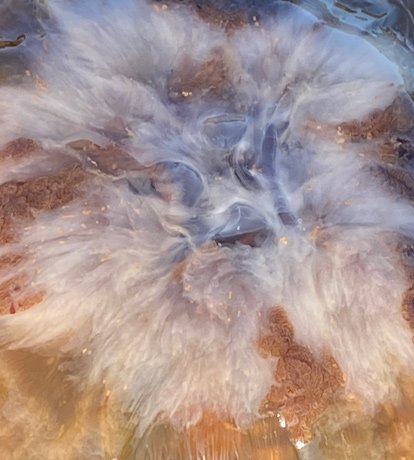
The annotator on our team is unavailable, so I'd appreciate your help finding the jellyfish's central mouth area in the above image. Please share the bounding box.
[128,113,296,252]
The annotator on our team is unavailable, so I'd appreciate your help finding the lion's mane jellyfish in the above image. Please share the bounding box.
[0,0,414,458]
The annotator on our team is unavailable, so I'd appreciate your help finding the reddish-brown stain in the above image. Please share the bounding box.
[0,138,39,161]
[258,307,345,441]
[67,140,145,176]
[338,96,414,143]
[0,272,46,315]
[153,1,249,31]
[402,285,414,334]
[168,48,233,102]
[0,163,88,243]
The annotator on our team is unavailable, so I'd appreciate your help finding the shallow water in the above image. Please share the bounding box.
[0,0,414,459]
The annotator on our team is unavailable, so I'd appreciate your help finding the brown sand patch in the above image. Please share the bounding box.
[0,138,39,162]
[259,307,345,442]
[327,95,414,166]
[0,253,23,270]
[338,95,414,143]
[153,1,248,31]
[0,162,88,243]
[168,47,234,102]
[67,140,144,176]
[0,274,45,315]
[402,285,414,334]
[188,4,247,31]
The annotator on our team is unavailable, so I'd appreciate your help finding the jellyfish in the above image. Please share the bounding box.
[0,0,413,459]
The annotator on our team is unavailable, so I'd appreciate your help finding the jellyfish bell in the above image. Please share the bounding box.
[0,0,414,458]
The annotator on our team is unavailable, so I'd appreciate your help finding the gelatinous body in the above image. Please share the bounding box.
[0,0,413,459]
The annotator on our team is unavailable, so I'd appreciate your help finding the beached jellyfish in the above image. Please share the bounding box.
[0,0,413,459]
